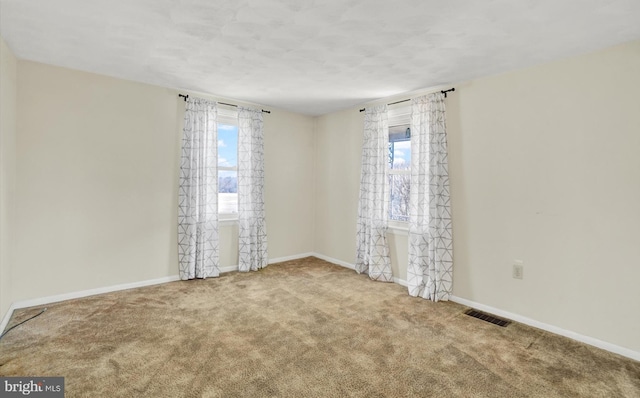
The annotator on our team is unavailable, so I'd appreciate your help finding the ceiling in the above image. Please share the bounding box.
[1,0,639,116]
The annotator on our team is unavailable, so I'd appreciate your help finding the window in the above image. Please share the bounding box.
[388,106,411,222]
[218,108,238,216]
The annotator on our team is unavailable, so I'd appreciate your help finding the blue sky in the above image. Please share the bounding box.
[218,123,238,169]
[392,140,411,169]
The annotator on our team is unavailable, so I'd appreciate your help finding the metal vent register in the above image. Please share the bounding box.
[464,309,511,327]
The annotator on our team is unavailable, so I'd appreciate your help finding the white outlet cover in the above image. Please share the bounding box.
[513,264,524,279]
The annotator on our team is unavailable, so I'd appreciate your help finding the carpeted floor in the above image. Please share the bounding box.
[1,257,639,397]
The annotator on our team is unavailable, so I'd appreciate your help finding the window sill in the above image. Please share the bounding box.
[387,222,409,236]
[219,217,238,227]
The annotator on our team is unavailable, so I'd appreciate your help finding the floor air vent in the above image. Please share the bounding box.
[464,309,511,327]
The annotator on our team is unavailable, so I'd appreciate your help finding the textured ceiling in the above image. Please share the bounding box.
[1,0,639,115]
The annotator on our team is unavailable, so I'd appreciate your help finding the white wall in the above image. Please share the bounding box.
[448,40,640,353]
[314,105,411,281]
[0,37,18,317]
[11,60,315,305]
[314,108,363,262]
[314,40,640,353]
[264,109,315,259]
[14,61,181,302]
[4,36,638,356]
[174,105,316,268]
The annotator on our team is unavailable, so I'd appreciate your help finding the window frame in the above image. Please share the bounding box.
[387,105,412,230]
[218,106,239,221]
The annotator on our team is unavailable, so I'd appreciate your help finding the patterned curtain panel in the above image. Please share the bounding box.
[178,98,220,280]
[355,105,393,282]
[238,107,268,272]
[407,93,453,301]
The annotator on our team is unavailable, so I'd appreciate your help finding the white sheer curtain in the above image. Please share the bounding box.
[178,98,220,280]
[355,105,393,282]
[238,107,268,272]
[407,93,453,301]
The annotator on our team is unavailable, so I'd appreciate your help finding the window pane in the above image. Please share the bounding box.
[389,174,410,222]
[218,123,238,214]
[388,123,411,221]
[218,124,238,168]
[388,124,411,170]
[389,140,411,170]
[219,170,238,214]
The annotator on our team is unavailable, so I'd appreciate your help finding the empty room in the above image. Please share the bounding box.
[1,1,639,397]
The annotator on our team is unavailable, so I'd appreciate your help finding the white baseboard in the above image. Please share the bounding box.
[219,265,239,273]
[308,252,640,362]
[4,253,638,362]
[393,277,408,287]
[450,295,640,362]
[310,253,409,288]
[0,274,181,334]
[310,252,355,270]
[0,252,316,334]
[0,303,17,337]
[269,252,315,264]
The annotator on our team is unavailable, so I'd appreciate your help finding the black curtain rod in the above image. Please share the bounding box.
[388,99,410,106]
[178,94,271,114]
[359,87,455,112]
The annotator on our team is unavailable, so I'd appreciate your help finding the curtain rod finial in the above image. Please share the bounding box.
[441,88,455,98]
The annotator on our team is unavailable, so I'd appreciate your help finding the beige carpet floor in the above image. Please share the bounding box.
[1,257,639,397]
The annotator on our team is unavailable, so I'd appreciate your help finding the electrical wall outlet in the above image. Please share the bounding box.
[512,264,524,279]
